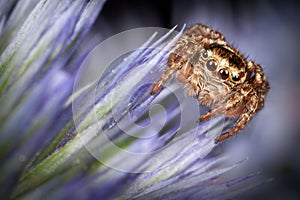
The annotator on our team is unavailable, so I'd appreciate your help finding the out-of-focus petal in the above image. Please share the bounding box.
[0,69,72,198]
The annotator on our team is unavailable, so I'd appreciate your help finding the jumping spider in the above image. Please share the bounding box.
[152,24,270,143]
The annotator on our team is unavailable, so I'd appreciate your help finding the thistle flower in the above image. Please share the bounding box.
[0,1,266,199]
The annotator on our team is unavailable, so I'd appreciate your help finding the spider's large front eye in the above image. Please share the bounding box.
[219,69,229,80]
[232,74,240,81]
[206,59,218,71]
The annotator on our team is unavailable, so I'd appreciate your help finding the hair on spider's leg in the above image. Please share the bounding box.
[151,67,177,95]
[215,93,258,143]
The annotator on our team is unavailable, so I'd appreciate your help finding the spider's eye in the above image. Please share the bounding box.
[201,50,209,59]
[232,74,240,81]
[219,69,229,80]
[206,59,218,71]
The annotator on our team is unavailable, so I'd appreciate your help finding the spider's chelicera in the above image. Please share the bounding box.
[152,24,270,143]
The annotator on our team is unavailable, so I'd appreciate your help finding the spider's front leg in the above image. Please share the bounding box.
[199,102,244,122]
[151,35,199,94]
[198,85,258,143]
[198,87,250,122]
[215,91,258,143]
[151,52,178,94]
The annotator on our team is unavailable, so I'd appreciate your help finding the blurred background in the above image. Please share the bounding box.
[94,0,300,199]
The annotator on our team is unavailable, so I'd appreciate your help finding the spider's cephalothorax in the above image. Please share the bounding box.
[152,24,270,143]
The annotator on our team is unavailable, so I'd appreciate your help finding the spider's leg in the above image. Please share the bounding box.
[198,84,255,122]
[152,34,199,94]
[199,105,227,122]
[247,61,270,111]
[151,56,177,94]
[185,24,226,42]
[180,61,192,79]
[198,93,242,122]
[215,91,258,143]
[151,51,189,94]
[183,24,227,50]
[199,102,245,122]
[224,104,245,118]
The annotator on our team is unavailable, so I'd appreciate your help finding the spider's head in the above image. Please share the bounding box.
[201,44,248,89]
